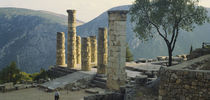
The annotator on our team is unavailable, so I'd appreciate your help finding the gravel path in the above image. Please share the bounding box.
[0,88,102,100]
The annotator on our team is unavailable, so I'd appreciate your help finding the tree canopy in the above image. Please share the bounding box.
[0,62,21,84]
[126,45,134,62]
[0,62,49,84]
[130,0,209,66]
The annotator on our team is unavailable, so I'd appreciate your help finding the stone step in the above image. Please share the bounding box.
[94,77,107,83]
[92,80,106,89]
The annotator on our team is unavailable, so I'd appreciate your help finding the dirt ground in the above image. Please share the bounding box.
[0,87,104,100]
[135,86,158,100]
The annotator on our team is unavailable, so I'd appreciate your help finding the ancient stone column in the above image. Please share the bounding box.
[90,36,97,65]
[97,28,108,74]
[81,37,91,71]
[76,36,81,65]
[67,10,77,69]
[56,32,66,66]
[106,10,128,90]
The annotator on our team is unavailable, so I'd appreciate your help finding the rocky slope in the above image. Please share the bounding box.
[0,8,84,73]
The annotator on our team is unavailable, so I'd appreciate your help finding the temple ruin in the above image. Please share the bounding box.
[67,10,77,69]
[90,36,97,66]
[97,28,108,74]
[76,36,81,65]
[106,10,128,90]
[56,32,66,66]
[81,37,91,71]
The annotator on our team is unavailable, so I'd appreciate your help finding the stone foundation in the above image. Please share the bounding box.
[106,10,128,90]
[67,10,77,69]
[56,32,66,66]
[159,54,210,100]
[97,28,108,74]
[81,37,91,71]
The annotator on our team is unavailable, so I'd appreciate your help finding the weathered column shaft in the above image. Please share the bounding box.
[67,10,77,68]
[76,36,81,64]
[56,32,66,66]
[81,37,91,71]
[90,36,97,65]
[97,28,108,74]
[107,10,128,90]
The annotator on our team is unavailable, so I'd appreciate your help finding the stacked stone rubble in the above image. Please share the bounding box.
[81,37,91,71]
[76,36,81,65]
[56,32,66,66]
[67,10,77,68]
[97,28,108,74]
[90,36,97,65]
[106,10,128,90]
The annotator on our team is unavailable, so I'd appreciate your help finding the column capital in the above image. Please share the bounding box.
[99,27,107,31]
[108,10,128,21]
[67,9,76,14]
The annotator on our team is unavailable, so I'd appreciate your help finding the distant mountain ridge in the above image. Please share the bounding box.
[77,5,210,59]
[0,7,84,25]
[0,7,83,73]
[0,6,210,73]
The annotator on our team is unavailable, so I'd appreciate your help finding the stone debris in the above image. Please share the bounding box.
[85,89,99,94]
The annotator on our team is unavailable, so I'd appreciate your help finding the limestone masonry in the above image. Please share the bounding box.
[81,37,91,71]
[97,28,108,74]
[159,54,210,100]
[107,10,128,90]
[90,36,97,65]
[76,36,81,65]
[56,32,66,66]
[67,10,77,69]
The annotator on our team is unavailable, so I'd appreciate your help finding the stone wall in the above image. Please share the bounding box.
[56,32,66,66]
[159,54,210,100]
[76,36,81,65]
[81,37,91,71]
[90,36,97,65]
[97,28,108,74]
[107,10,128,90]
[67,10,77,69]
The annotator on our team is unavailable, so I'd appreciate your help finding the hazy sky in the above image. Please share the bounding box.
[0,0,209,22]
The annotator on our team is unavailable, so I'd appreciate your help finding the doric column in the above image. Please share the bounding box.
[76,36,81,65]
[81,37,91,71]
[97,28,108,74]
[106,10,128,90]
[56,32,66,66]
[67,10,77,68]
[90,36,97,65]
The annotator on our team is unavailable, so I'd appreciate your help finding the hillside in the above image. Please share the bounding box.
[0,7,84,73]
[0,6,209,73]
[77,5,210,59]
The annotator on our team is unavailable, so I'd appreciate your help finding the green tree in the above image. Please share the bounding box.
[130,0,209,66]
[126,46,134,62]
[0,62,21,84]
[190,45,193,54]
[33,68,48,81]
